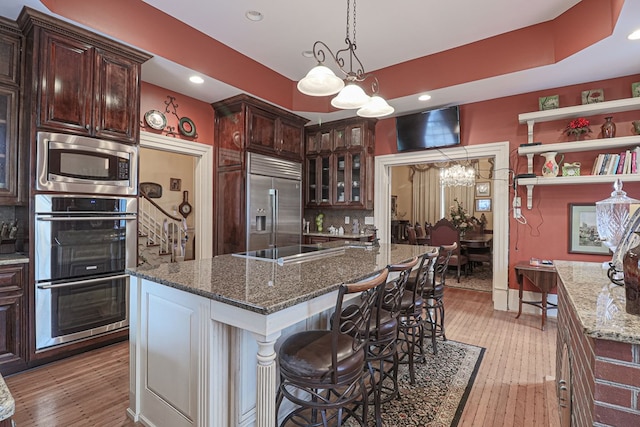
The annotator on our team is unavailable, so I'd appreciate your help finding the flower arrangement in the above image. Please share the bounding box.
[449,199,473,233]
[564,117,592,138]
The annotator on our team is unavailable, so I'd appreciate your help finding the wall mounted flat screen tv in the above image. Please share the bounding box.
[396,106,460,152]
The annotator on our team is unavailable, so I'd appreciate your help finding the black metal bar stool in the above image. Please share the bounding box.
[394,248,439,384]
[275,268,389,427]
[423,243,456,355]
[366,257,418,425]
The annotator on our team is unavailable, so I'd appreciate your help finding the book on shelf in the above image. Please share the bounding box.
[591,148,640,175]
[616,151,626,174]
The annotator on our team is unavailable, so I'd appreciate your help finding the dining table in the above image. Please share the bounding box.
[460,233,493,248]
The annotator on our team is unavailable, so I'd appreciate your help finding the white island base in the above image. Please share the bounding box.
[127,276,345,427]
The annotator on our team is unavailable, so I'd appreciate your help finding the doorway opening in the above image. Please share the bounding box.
[139,131,213,260]
[375,141,510,311]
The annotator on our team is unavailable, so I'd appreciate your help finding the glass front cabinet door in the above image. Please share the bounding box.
[0,88,18,202]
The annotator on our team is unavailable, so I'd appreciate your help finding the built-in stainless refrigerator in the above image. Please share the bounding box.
[246,152,302,251]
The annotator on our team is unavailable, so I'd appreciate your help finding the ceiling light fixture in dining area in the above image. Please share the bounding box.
[440,163,476,187]
[296,0,394,118]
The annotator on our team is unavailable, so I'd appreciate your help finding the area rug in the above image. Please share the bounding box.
[445,264,492,293]
[352,340,485,427]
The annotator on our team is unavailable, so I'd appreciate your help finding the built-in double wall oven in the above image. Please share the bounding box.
[34,132,138,350]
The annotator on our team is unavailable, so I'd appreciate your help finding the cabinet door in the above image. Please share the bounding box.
[93,49,140,143]
[0,87,19,203]
[332,127,347,150]
[39,31,93,136]
[350,151,363,206]
[0,264,26,375]
[319,154,332,206]
[335,152,347,205]
[247,107,277,153]
[278,118,303,161]
[216,109,244,168]
[347,124,363,147]
[306,156,318,205]
[0,32,20,85]
[215,168,246,255]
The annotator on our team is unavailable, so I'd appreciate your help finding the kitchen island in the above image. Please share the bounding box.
[554,261,640,426]
[127,242,431,427]
[0,373,14,427]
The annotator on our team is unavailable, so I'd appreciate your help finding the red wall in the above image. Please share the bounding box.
[376,73,640,290]
[140,82,215,146]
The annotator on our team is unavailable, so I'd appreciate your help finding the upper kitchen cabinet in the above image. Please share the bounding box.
[215,94,309,163]
[0,18,24,205]
[18,7,151,144]
[305,117,376,209]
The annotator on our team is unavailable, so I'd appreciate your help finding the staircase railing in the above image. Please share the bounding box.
[138,192,188,264]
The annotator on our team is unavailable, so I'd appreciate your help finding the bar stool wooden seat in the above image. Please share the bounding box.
[275,268,389,427]
[393,248,439,384]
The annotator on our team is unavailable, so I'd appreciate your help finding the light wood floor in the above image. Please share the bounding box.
[4,287,560,426]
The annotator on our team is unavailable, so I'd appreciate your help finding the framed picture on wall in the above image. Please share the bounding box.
[475,182,490,197]
[475,198,491,212]
[170,178,182,191]
[568,204,609,254]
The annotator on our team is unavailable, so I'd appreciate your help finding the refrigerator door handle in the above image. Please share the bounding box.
[269,188,277,247]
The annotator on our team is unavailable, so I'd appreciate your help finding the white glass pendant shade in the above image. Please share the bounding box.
[357,95,394,118]
[330,83,370,109]
[297,65,345,96]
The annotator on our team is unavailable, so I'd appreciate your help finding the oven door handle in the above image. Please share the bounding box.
[37,274,130,289]
[36,215,137,221]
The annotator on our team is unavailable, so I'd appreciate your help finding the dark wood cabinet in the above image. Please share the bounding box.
[19,7,150,145]
[0,18,24,205]
[239,95,307,161]
[212,94,308,255]
[0,263,27,376]
[305,118,376,209]
[37,31,142,143]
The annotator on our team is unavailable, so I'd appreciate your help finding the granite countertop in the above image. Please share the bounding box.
[0,253,29,266]
[304,231,374,239]
[128,242,431,315]
[0,373,15,422]
[555,260,640,344]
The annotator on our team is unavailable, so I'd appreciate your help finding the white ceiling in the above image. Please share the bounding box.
[2,0,640,124]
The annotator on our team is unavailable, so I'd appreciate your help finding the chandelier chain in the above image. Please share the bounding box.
[353,0,357,46]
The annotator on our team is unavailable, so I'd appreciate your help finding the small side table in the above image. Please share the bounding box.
[514,262,558,330]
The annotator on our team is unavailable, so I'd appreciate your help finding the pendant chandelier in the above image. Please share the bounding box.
[297,0,394,118]
[440,164,476,187]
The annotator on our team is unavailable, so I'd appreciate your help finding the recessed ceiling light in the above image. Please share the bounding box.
[418,94,432,101]
[628,29,640,40]
[189,76,204,84]
[302,50,314,58]
[245,10,263,21]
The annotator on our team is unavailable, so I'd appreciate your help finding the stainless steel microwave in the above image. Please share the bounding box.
[36,132,138,195]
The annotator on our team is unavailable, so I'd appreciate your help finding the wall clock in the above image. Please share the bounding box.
[179,190,192,218]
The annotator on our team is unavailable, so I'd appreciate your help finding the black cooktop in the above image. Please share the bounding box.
[232,244,346,265]
[235,245,325,260]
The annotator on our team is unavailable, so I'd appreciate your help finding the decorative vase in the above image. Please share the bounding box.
[541,151,563,178]
[601,116,616,138]
[633,120,640,135]
[622,232,640,315]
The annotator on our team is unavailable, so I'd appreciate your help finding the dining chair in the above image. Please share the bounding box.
[428,218,469,282]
